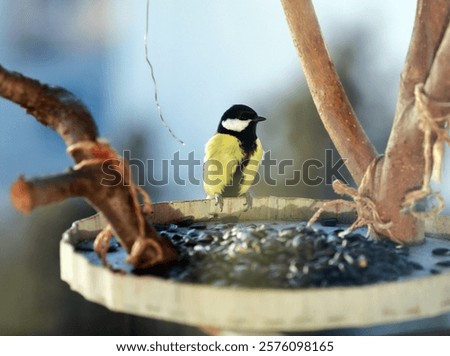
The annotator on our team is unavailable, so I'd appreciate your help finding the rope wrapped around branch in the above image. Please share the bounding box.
[67,140,157,265]
[308,156,392,238]
[402,84,450,216]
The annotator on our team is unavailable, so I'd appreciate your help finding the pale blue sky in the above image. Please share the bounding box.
[106,0,417,201]
[2,0,438,210]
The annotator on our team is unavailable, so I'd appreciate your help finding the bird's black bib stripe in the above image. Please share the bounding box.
[217,113,260,196]
[221,140,258,197]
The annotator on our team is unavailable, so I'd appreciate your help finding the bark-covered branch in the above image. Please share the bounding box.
[0,65,97,151]
[376,1,450,243]
[424,20,450,104]
[280,0,378,184]
[1,65,177,268]
[281,0,450,244]
[395,0,450,107]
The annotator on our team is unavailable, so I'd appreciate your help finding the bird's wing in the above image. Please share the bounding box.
[203,133,244,197]
[239,138,264,195]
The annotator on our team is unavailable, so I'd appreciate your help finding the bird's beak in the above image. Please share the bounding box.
[253,116,266,122]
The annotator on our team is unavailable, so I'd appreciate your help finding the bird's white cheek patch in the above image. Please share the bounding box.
[221,118,251,132]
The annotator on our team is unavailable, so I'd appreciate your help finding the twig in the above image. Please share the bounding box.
[10,165,177,268]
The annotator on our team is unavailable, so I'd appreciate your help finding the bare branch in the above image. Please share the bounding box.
[0,65,98,153]
[376,6,450,243]
[281,0,450,243]
[10,164,178,268]
[280,0,378,184]
[1,64,177,268]
[424,22,450,104]
[396,0,450,107]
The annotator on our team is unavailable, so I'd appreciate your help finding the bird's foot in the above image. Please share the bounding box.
[214,194,224,212]
[244,192,253,211]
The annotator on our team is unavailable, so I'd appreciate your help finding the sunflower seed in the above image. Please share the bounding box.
[432,248,450,256]
[436,260,450,268]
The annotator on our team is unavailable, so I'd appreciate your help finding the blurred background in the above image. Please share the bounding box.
[1,0,449,335]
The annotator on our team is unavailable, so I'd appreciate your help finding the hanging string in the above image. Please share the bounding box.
[144,0,185,145]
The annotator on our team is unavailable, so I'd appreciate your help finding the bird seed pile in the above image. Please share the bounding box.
[149,221,426,288]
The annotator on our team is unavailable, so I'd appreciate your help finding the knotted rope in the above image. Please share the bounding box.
[308,156,392,237]
[402,84,450,217]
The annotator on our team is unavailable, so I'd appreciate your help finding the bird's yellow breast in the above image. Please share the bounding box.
[203,133,263,197]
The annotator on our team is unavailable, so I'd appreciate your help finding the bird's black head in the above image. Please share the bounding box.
[217,105,266,143]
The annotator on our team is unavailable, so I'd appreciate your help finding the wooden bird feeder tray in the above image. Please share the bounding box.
[61,197,450,333]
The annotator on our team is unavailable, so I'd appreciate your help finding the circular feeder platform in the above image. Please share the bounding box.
[60,197,450,333]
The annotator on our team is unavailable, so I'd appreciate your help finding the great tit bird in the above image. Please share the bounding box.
[203,104,266,211]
